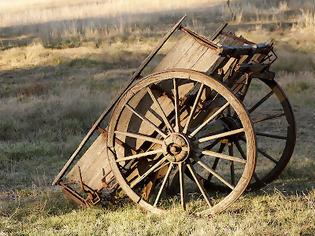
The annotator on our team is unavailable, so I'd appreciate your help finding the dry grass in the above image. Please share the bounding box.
[0,0,225,49]
[294,9,315,30]
[0,187,314,235]
[0,0,223,27]
[0,0,315,235]
[0,0,314,50]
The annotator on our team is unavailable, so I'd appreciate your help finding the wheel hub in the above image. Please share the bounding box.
[163,133,190,163]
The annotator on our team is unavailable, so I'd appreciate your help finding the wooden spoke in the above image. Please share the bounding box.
[229,144,235,186]
[178,162,186,210]
[116,149,164,162]
[198,128,245,143]
[234,140,246,161]
[130,157,166,188]
[125,104,166,138]
[257,147,278,164]
[154,158,171,172]
[253,113,285,124]
[115,131,164,145]
[193,157,234,190]
[186,163,212,207]
[256,132,287,140]
[147,87,174,132]
[189,102,230,137]
[202,150,246,164]
[173,78,180,132]
[208,143,226,182]
[151,84,174,103]
[234,140,261,182]
[205,138,221,150]
[191,139,221,174]
[183,83,204,134]
[238,135,276,166]
[153,163,173,207]
[248,90,273,114]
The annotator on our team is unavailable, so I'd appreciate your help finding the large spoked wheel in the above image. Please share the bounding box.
[107,69,256,215]
[203,77,296,191]
[243,78,296,189]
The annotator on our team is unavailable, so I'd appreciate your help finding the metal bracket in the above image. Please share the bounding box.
[59,181,89,207]
[77,166,101,205]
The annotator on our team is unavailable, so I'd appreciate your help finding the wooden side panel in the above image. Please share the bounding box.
[174,41,208,69]
[153,32,250,76]
[154,31,262,77]
[153,35,196,72]
[192,48,221,72]
[153,34,223,74]
[66,133,113,191]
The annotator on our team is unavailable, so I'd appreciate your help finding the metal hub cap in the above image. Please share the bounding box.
[163,133,190,163]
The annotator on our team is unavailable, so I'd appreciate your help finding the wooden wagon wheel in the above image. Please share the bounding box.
[203,78,296,191]
[107,69,256,215]
[242,78,296,189]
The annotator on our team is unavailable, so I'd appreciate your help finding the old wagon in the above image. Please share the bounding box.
[52,16,296,215]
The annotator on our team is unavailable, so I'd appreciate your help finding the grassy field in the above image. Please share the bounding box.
[0,0,315,235]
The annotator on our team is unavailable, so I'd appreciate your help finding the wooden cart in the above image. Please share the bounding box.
[52,16,296,215]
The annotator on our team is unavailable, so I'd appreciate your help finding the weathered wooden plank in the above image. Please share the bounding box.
[154,33,221,73]
[66,133,113,191]
[154,31,249,76]
[153,34,196,72]
[192,47,220,73]
[174,41,209,69]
